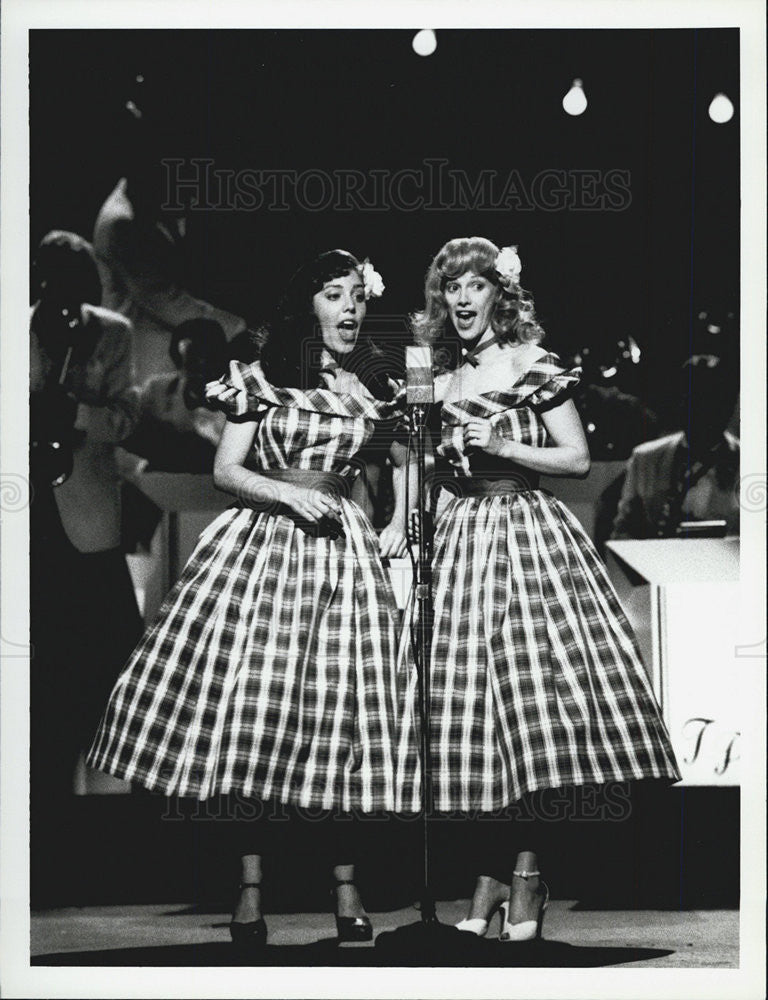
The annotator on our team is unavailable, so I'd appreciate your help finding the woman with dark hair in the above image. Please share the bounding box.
[396,237,679,941]
[88,249,412,947]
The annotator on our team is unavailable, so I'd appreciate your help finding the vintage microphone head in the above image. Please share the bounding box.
[405,345,434,405]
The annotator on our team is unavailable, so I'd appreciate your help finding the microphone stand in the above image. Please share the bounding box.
[377,398,481,960]
[375,352,486,960]
[410,401,437,927]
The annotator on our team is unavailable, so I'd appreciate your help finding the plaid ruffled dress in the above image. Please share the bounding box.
[87,360,407,811]
[396,353,680,813]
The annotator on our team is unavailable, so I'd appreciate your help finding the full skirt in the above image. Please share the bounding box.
[395,491,681,812]
[88,501,405,811]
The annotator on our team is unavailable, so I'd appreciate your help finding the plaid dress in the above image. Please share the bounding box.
[396,354,680,813]
[87,359,408,810]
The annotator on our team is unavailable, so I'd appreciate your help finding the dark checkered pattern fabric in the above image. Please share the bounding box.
[87,361,410,809]
[396,355,681,812]
[206,358,404,423]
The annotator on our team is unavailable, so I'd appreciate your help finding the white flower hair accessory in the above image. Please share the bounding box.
[495,245,522,289]
[359,258,385,299]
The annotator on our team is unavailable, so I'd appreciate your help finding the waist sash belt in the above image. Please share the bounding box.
[447,475,539,498]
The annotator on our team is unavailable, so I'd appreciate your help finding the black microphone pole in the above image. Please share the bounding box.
[400,345,437,925]
[410,394,437,925]
[376,346,481,958]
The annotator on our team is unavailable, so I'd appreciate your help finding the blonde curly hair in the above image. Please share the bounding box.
[410,237,545,366]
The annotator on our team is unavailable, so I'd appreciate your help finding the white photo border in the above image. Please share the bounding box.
[2,1,765,998]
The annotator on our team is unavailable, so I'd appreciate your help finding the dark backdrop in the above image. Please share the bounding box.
[30,27,739,414]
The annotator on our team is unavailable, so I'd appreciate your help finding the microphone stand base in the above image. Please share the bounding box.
[375,919,488,963]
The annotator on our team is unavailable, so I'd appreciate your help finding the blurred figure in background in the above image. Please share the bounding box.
[93,154,246,381]
[122,317,228,473]
[30,231,143,889]
[610,354,740,540]
[567,340,660,462]
[565,340,661,554]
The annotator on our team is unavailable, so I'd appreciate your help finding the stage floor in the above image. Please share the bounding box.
[31,900,738,968]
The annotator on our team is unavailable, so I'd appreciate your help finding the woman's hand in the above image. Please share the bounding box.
[213,423,344,525]
[463,418,506,456]
[378,521,407,559]
[278,483,342,525]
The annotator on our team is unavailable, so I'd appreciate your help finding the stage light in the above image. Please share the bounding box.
[708,93,734,124]
[563,79,587,116]
[412,29,437,57]
[136,74,145,84]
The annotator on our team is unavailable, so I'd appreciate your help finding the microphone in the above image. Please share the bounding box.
[405,346,434,405]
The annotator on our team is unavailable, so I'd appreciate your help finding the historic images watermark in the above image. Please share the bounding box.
[160,158,633,214]
[158,781,634,824]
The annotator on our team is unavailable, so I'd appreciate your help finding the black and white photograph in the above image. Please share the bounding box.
[1,1,765,997]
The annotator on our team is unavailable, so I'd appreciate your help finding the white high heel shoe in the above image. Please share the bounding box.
[455,900,507,938]
[498,869,549,942]
[455,883,509,938]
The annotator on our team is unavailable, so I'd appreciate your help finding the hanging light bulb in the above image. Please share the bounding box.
[708,93,734,124]
[563,78,587,116]
[412,29,437,57]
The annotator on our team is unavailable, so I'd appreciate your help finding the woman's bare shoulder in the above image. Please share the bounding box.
[503,341,549,382]
[521,342,550,363]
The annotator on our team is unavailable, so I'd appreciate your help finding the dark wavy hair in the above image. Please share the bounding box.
[259,249,397,397]
[410,237,545,370]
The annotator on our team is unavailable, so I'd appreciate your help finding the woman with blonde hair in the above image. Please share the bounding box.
[397,236,679,941]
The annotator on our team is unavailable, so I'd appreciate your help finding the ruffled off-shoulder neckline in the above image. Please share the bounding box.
[206,358,405,422]
[441,352,581,424]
